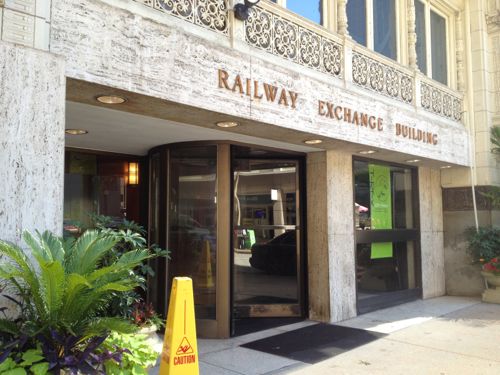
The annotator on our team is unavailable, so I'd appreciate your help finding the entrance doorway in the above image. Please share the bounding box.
[232,155,304,321]
[147,142,306,338]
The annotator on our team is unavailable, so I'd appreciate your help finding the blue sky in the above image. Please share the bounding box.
[286,0,321,23]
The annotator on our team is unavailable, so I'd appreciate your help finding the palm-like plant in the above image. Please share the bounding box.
[0,230,152,370]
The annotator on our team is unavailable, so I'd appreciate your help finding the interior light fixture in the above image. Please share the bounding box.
[440,165,452,169]
[304,139,323,145]
[128,162,139,185]
[234,0,260,21]
[358,150,377,155]
[406,159,421,163]
[96,95,126,104]
[65,129,88,135]
[216,121,239,128]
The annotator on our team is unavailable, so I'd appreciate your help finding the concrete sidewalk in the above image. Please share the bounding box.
[150,296,500,374]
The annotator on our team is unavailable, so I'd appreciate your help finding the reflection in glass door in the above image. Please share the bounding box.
[232,158,302,318]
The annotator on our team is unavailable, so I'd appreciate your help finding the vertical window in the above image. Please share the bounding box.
[415,0,427,74]
[285,0,323,24]
[347,0,367,46]
[414,1,449,85]
[373,0,397,60]
[347,0,398,61]
[430,10,447,84]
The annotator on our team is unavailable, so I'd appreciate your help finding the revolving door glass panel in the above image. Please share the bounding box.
[168,146,217,319]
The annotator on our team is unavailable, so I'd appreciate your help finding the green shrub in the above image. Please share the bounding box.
[100,332,160,374]
[0,230,152,372]
[466,226,500,263]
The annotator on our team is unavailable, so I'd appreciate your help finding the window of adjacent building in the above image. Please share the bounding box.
[347,0,398,61]
[414,0,449,85]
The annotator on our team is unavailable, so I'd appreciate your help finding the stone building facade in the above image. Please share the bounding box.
[0,0,498,337]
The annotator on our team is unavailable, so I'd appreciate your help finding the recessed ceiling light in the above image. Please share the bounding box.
[358,150,377,155]
[96,95,126,104]
[216,121,239,128]
[65,129,88,135]
[440,165,452,169]
[304,139,323,145]
[406,159,420,163]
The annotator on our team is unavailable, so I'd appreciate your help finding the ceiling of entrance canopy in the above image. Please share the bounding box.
[65,101,318,155]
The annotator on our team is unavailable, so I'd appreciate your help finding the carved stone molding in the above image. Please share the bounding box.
[134,0,229,35]
[245,6,343,77]
[352,52,413,104]
[421,81,462,121]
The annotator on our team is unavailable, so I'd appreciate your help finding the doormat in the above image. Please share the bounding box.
[241,323,386,364]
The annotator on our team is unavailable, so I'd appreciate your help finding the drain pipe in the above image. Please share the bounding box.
[464,1,479,230]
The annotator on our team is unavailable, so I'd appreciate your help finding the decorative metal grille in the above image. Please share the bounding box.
[245,6,342,77]
[352,52,413,104]
[134,0,229,35]
[421,82,462,121]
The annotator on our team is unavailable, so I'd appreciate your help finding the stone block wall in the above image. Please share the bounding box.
[0,41,65,245]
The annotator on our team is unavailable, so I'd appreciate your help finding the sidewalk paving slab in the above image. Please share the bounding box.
[149,297,500,375]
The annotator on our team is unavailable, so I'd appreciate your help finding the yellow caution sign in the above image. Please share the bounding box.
[159,277,199,375]
[195,240,214,289]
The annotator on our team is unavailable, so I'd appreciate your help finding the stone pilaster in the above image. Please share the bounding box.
[407,0,417,69]
[456,12,466,92]
[307,150,356,323]
[0,42,65,245]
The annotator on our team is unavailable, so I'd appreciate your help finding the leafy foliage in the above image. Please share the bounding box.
[466,226,500,263]
[88,215,169,324]
[0,348,48,375]
[99,332,160,375]
[0,230,152,372]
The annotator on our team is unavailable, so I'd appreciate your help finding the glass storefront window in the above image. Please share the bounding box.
[63,151,140,234]
[357,241,417,293]
[354,160,415,230]
[168,146,218,319]
[354,159,420,313]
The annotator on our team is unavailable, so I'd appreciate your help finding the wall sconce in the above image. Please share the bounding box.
[234,0,260,21]
[128,162,139,185]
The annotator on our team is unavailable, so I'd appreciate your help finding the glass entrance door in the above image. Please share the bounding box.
[232,158,303,318]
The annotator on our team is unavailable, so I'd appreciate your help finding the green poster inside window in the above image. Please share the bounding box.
[369,164,393,259]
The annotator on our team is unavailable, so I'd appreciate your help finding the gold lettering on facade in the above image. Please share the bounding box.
[217,69,298,109]
[395,123,438,145]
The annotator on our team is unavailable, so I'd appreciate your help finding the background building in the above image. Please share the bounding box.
[0,0,498,338]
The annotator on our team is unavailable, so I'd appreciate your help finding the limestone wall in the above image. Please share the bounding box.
[0,41,65,245]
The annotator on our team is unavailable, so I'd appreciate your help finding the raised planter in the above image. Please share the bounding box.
[481,271,500,303]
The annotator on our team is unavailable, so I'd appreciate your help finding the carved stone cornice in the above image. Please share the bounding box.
[486,10,500,33]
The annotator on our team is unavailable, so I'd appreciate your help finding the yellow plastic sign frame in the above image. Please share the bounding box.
[159,277,199,375]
